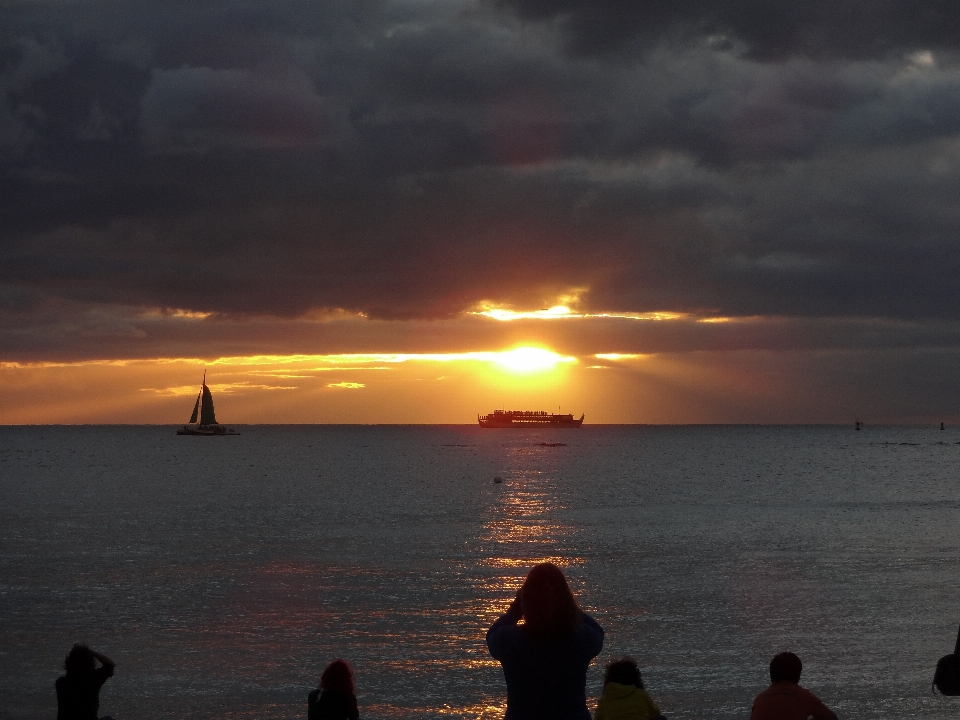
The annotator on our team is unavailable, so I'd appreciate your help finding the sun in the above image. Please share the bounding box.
[493,347,575,373]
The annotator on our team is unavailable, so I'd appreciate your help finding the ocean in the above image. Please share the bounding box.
[1,425,959,719]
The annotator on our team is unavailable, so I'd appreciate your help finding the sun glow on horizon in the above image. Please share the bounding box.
[0,346,583,423]
[3,348,577,379]
[203,348,576,372]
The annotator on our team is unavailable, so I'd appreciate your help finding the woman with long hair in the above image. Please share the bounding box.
[486,563,604,720]
[308,659,359,720]
[55,644,115,720]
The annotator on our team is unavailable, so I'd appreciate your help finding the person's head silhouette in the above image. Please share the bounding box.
[933,625,960,695]
[518,562,582,640]
[319,658,355,695]
[63,644,96,677]
[769,652,803,684]
[604,657,644,688]
[934,654,960,695]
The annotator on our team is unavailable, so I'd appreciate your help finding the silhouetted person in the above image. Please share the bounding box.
[749,652,837,720]
[308,659,359,720]
[486,562,604,720]
[595,657,665,720]
[55,644,114,720]
[933,625,960,695]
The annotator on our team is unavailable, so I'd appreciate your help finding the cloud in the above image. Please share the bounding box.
[3,0,960,371]
[492,1,960,60]
[0,98,35,159]
[7,295,960,368]
[141,65,345,149]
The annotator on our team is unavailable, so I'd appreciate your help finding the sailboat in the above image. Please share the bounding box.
[176,371,239,436]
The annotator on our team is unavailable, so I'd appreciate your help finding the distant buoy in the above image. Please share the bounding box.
[494,476,503,484]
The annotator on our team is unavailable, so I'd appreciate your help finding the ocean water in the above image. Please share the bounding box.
[1,425,959,719]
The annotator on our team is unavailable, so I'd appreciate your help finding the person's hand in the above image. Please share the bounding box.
[91,651,115,668]
[509,589,523,616]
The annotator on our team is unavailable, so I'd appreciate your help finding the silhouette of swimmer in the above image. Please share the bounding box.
[749,652,837,720]
[55,644,115,720]
[308,659,359,720]
[933,625,960,695]
[487,562,604,720]
[595,657,666,720]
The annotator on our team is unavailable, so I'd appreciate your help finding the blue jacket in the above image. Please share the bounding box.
[487,606,604,720]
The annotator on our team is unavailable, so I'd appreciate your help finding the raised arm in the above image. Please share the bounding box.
[486,592,523,658]
[579,613,604,658]
[489,591,523,629]
[91,650,115,669]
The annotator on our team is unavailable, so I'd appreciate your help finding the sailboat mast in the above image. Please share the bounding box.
[198,369,218,426]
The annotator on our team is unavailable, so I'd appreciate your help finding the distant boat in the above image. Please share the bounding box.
[478,409,584,428]
[177,372,239,436]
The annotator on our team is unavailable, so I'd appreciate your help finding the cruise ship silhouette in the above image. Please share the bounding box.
[478,410,584,428]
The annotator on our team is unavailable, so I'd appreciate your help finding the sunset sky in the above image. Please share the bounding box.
[4,1,960,423]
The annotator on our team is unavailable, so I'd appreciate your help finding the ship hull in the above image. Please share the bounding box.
[478,419,583,428]
[177,425,239,436]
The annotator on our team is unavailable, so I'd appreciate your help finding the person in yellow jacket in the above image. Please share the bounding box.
[594,657,665,720]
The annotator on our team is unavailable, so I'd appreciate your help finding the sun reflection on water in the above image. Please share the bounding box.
[480,555,583,569]
[479,463,576,564]
[448,444,597,718]
[364,701,508,719]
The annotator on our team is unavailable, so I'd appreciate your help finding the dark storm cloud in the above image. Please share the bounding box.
[4,0,960,360]
[141,66,345,149]
[493,1,960,60]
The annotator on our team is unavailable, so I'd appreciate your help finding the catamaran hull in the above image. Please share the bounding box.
[176,425,239,436]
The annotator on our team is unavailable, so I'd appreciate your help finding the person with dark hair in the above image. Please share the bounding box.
[486,563,604,720]
[933,624,960,695]
[594,657,665,720]
[308,659,359,720]
[55,644,115,720]
[749,652,837,720]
